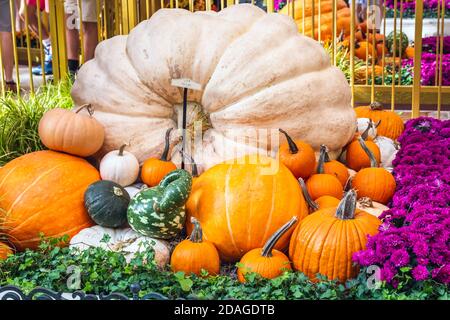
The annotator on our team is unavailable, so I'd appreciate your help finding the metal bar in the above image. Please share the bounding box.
[365,1,369,85]
[267,0,274,13]
[302,0,305,34]
[0,29,5,96]
[96,0,102,41]
[332,0,337,65]
[36,0,46,84]
[391,0,397,111]
[435,0,440,85]
[206,0,212,10]
[318,0,321,42]
[311,0,315,38]
[23,2,35,93]
[9,0,20,94]
[189,0,194,12]
[382,0,386,85]
[411,0,423,118]
[79,0,86,64]
[371,0,375,102]
[397,0,403,86]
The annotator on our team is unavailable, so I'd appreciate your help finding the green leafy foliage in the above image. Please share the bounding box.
[0,237,447,300]
[0,79,73,165]
[369,65,414,85]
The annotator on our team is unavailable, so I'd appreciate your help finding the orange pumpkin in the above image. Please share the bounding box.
[0,242,13,260]
[306,149,343,201]
[346,137,381,171]
[352,139,396,204]
[278,129,316,180]
[38,104,105,157]
[0,151,99,250]
[141,128,177,187]
[237,216,297,283]
[315,195,341,209]
[170,217,220,276]
[405,46,414,59]
[318,145,349,186]
[186,155,309,262]
[355,41,377,61]
[289,190,381,282]
[354,101,405,140]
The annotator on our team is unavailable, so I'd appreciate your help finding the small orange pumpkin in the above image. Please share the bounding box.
[315,195,341,209]
[0,242,13,260]
[355,41,377,61]
[289,190,381,282]
[170,217,220,276]
[277,129,316,180]
[141,128,177,187]
[346,137,381,171]
[306,149,343,201]
[237,217,297,283]
[405,46,414,59]
[318,145,350,186]
[354,101,405,140]
[352,139,396,204]
[38,104,105,157]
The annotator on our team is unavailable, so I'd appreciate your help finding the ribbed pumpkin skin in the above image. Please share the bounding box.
[315,195,340,209]
[323,160,349,186]
[289,208,381,282]
[84,181,130,228]
[237,249,291,283]
[352,168,396,204]
[0,151,99,250]
[346,140,381,171]
[0,242,13,260]
[186,156,309,262]
[171,240,220,276]
[306,174,343,200]
[354,107,404,140]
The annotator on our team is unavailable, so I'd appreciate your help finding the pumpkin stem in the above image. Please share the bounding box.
[160,128,174,162]
[189,217,203,243]
[181,151,198,177]
[357,137,378,168]
[360,121,372,141]
[335,189,357,220]
[317,145,327,174]
[279,129,298,154]
[75,104,94,116]
[118,144,127,156]
[261,216,298,258]
[338,29,345,42]
[298,177,319,211]
[374,119,382,128]
[369,101,384,111]
[358,197,374,208]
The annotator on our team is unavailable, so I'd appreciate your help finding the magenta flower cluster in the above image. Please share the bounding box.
[353,117,450,285]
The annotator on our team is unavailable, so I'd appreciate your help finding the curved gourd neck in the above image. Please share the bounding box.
[261,216,298,257]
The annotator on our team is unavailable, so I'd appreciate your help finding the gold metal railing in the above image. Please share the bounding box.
[0,0,448,118]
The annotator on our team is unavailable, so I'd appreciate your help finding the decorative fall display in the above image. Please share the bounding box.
[170,217,220,276]
[318,145,349,186]
[356,197,389,218]
[38,104,105,157]
[352,138,396,204]
[141,128,178,187]
[277,129,316,179]
[69,226,170,267]
[0,242,13,260]
[71,4,356,172]
[289,190,381,282]
[346,136,381,171]
[354,101,405,140]
[306,148,343,201]
[84,180,130,228]
[237,216,297,283]
[186,155,308,262]
[0,151,99,250]
[128,169,192,239]
[99,144,140,187]
[374,136,399,169]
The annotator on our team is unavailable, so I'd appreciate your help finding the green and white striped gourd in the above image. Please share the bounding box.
[127,169,192,239]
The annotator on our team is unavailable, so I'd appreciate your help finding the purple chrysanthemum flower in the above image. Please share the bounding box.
[412,265,430,281]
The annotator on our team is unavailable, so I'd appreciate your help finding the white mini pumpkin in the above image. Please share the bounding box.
[71,4,356,173]
[374,136,399,170]
[69,226,170,267]
[100,145,140,187]
[357,118,377,140]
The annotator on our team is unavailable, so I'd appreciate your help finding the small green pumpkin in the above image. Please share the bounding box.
[127,169,192,239]
[84,180,130,228]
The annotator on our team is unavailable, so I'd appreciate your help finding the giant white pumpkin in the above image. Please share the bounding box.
[71,4,356,173]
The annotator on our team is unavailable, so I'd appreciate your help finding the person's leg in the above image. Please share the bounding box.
[0,0,16,91]
[81,0,99,62]
[65,0,80,74]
